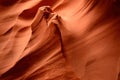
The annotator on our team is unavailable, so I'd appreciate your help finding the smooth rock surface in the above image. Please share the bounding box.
[0,0,120,80]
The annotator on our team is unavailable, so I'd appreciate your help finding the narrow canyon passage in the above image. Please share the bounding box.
[0,0,120,80]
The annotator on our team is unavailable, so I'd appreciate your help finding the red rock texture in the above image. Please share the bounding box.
[0,0,120,80]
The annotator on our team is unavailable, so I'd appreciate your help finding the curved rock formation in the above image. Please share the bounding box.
[0,0,120,80]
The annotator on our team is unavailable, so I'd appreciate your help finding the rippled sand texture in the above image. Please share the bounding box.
[0,0,120,80]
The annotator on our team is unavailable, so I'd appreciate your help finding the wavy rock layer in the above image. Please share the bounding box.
[0,0,120,80]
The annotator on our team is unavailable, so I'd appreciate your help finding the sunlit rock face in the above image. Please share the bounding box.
[0,0,120,80]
